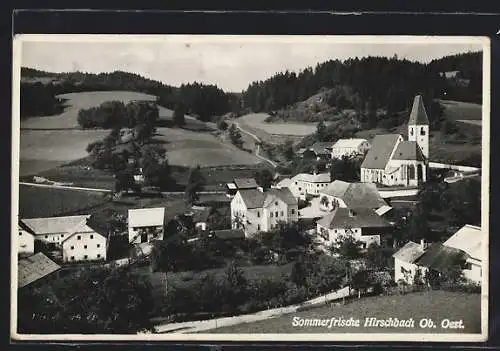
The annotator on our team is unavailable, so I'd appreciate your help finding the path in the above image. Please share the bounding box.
[232,121,278,168]
[153,286,351,334]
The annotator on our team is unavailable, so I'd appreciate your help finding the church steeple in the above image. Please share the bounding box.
[407,95,429,160]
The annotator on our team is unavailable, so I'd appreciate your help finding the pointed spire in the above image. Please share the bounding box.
[408,95,430,125]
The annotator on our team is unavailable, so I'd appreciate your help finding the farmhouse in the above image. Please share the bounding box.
[285,172,331,200]
[231,187,298,237]
[20,215,92,245]
[226,178,259,197]
[18,252,61,289]
[61,228,107,263]
[331,138,371,159]
[360,95,429,187]
[393,225,482,285]
[319,180,388,212]
[128,207,165,244]
[309,142,335,160]
[18,220,35,256]
[316,207,393,249]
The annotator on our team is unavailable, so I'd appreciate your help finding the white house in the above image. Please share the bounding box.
[443,224,483,284]
[128,207,165,244]
[319,180,388,212]
[20,215,92,245]
[231,187,298,237]
[18,221,35,256]
[360,95,429,187]
[316,207,392,249]
[393,225,482,285]
[61,228,108,263]
[286,172,331,200]
[331,138,371,159]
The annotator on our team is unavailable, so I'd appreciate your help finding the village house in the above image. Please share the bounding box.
[61,228,108,263]
[316,207,393,249]
[226,178,259,197]
[17,252,61,289]
[280,172,331,200]
[360,95,429,187]
[319,180,389,213]
[20,215,93,245]
[18,220,35,256]
[331,138,371,159]
[308,142,335,161]
[393,225,483,285]
[230,187,298,237]
[128,207,165,244]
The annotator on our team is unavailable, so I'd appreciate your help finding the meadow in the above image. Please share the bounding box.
[439,99,482,123]
[208,290,481,334]
[238,113,317,137]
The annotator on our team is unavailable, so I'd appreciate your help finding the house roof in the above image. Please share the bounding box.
[264,188,298,207]
[375,205,393,216]
[361,134,401,169]
[392,141,426,161]
[18,220,36,235]
[238,189,266,209]
[233,178,258,189]
[212,229,245,240]
[444,224,483,261]
[392,241,425,263]
[275,178,292,188]
[332,138,368,149]
[21,215,92,236]
[18,252,61,288]
[310,142,335,155]
[317,207,391,230]
[320,180,387,209]
[408,95,430,125]
[292,172,331,183]
[415,243,467,270]
[128,207,165,227]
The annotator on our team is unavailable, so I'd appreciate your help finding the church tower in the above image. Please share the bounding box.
[407,95,430,159]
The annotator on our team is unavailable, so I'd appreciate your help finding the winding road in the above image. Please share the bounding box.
[232,121,278,168]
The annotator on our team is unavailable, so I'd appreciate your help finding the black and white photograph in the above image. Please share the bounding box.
[11,35,489,342]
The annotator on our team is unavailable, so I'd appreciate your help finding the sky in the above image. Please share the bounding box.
[19,36,484,92]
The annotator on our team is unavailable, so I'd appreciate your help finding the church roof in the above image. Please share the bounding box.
[360,134,401,170]
[392,141,426,161]
[408,95,430,125]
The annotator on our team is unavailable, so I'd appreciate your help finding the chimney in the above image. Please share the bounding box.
[420,239,426,251]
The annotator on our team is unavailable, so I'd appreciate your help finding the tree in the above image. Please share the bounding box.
[114,170,138,194]
[217,118,229,131]
[330,155,361,182]
[228,124,243,148]
[351,269,373,298]
[17,266,155,334]
[185,165,206,204]
[222,261,248,310]
[253,169,274,191]
[316,120,327,142]
[330,234,364,260]
[282,140,295,161]
[290,258,308,287]
[173,104,186,127]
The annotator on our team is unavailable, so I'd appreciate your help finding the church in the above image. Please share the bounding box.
[360,95,429,187]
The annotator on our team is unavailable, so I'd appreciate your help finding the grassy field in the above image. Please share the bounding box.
[238,113,316,138]
[208,290,481,334]
[439,99,482,122]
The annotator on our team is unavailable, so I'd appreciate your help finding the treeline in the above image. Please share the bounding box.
[77,100,159,130]
[21,68,236,122]
[20,82,65,118]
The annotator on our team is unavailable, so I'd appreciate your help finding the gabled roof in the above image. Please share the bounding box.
[21,215,91,236]
[275,178,292,188]
[392,241,425,263]
[415,243,467,270]
[310,142,335,155]
[264,188,298,207]
[332,138,369,149]
[317,207,391,230]
[18,220,36,235]
[237,189,266,209]
[392,141,426,161]
[18,253,60,288]
[233,178,259,189]
[321,180,388,209]
[408,95,430,125]
[292,173,331,183]
[128,207,165,227]
[361,134,401,169]
[444,224,483,261]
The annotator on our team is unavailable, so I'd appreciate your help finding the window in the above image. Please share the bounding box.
[71,256,75,261]
[61,234,64,238]
[298,187,302,191]
[420,127,426,136]
[463,263,472,270]
[270,212,274,218]
[295,181,298,185]
[19,232,22,236]
[275,201,278,206]
[257,224,261,231]
[97,244,100,248]
[97,254,101,258]
[84,245,88,249]
[280,211,284,217]
[84,255,88,260]
[291,209,296,215]
[90,235,94,239]
[70,246,74,250]
[275,211,278,217]
[77,235,81,240]
[334,229,337,233]
[401,267,405,273]
[257,211,260,218]
[45,235,48,239]
[410,128,414,136]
